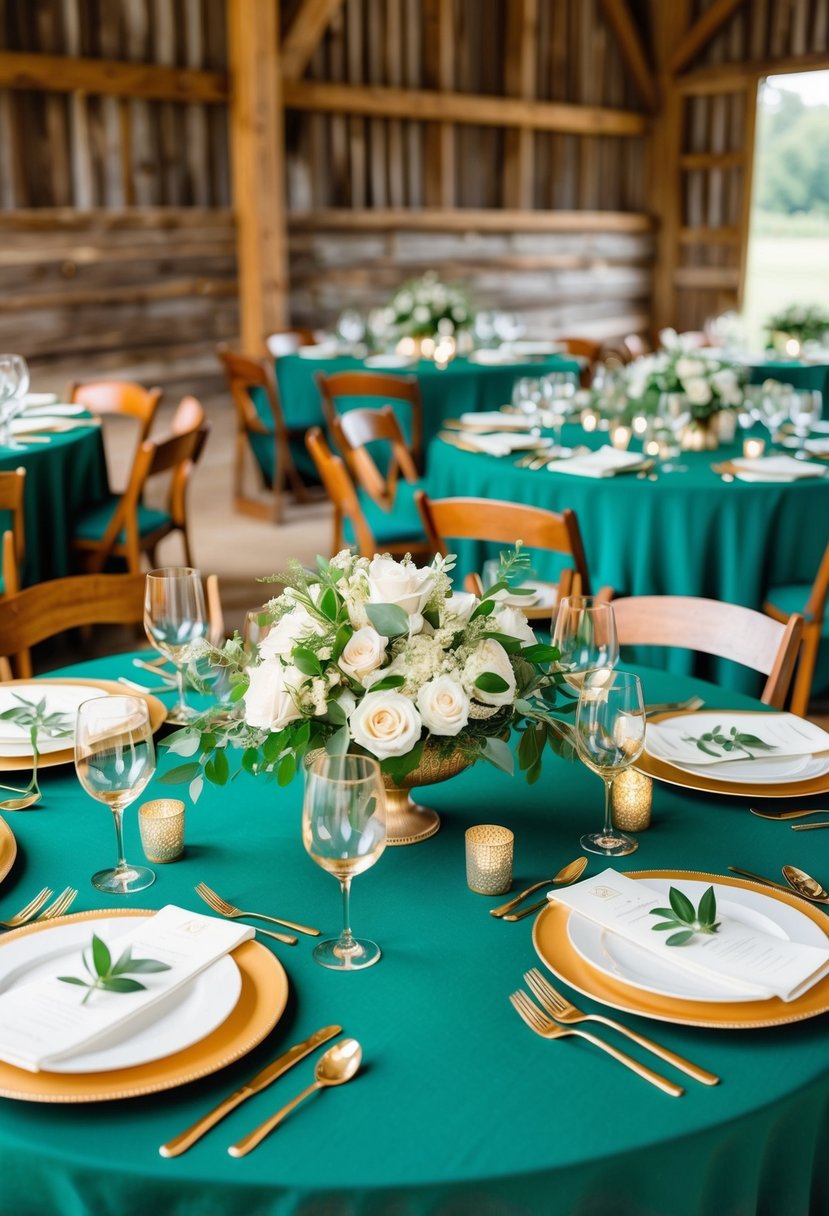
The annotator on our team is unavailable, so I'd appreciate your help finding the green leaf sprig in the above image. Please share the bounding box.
[58,934,171,1005]
[682,725,777,761]
[650,886,720,947]
[0,695,74,801]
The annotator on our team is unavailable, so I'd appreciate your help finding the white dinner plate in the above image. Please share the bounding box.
[0,916,240,1073]
[503,340,563,357]
[467,348,518,365]
[0,684,108,757]
[567,878,828,1003]
[297,344,342,359]
[363,354,415,369]
[655,752,829,786]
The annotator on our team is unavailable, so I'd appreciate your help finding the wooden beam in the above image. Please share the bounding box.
[598,0,657,111]
[674,266,740,289]
[227,0,288,347]
[421,0,455,208]
[282,0,345,82]
[287,207,654,233]
[678,225,739,243]
[736,79,759,309]
[669,0,744,75]
[679,151,744,170]
[283,80,649,134]
[503,0,538,209]
[0,50,227,102]
[678,51,829,93]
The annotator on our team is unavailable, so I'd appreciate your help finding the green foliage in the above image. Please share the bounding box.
[682,725,776,761]
[649,886,720,947]
[58,934,171,1005]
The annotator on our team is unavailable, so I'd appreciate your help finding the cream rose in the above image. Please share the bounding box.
[675,356,706,380]
[366,556,434,617]
[492,604,537,646]
[462,639,516,708]
[349,691,422,759]
[443,592,477,624]
[683,377,713,406]
[417,675,469,737]
[244,659,303,731]
[339,626,388,683]
[259,605,323,661]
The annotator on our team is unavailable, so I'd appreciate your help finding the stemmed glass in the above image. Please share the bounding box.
[512,377,544,423]
[575,670,645,856]
[552,596,619,694]
[74,695,156,893]
[302,754,387,970]
[0,354,30,449]
[752,385,790,448]
[656,392,690,473]
[789,389,822,448]
[144,568,208,724]
[542,371,579,446]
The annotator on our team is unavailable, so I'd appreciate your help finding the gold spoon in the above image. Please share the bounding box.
[494,857,588,921]
[0,732,41,812]
[228,1039,362,1157]
[728,866,829,905]
[782,865,829,902]
[749,806,829,821]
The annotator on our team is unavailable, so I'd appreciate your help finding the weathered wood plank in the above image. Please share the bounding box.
[0,50,228,102]
[669,0,744,75]
[503,0,538,210]
[287,207,655,232]
[598,0,656,110]
[282,0,345,82]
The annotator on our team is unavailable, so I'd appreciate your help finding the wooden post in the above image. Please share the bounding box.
[503,0,538,209]
[421,0,455,208]
[227,0,288,349]
[649,1,690,332]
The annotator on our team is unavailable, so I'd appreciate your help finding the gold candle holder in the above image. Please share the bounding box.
[611,771,653,832]
[742,437,766,459]
[465,825,513,895]
[610,424,632,451]
[139,798,185,863]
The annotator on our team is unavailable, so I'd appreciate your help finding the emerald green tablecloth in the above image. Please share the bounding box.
[274,353,581,447]
[2,653,829,1214]
[0,425,108,586]
[749,359,829,398]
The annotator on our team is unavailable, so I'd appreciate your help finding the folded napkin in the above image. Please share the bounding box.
[545,445,646,478]
[0,684,107,755]
[22,403,86,418]
[0,906,253,1072]
[458,431,550,456]
[458,411,536,431]
[21,393,58,408]
[646,711,829,767]
[805,437,829,456]
[731,454,827,482]
[9,416,97,436]
[552,869,829,1002]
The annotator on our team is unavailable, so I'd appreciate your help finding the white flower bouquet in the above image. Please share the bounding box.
[625,329,746,420]
[161,549,571,799]
[765,304,829,346]
[384,271,473,340]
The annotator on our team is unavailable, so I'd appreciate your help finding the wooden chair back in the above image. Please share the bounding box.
[605,594,804,709]
[217,346,274,437]
[556,338,604,386]
[67,380,162,444]
[305,427,374,555]
[264,328,317,358]
[331,406,419,508]
[315,370,423,469]
[0,467,25,594]
[415,493,592,597]
[764,540,829,716]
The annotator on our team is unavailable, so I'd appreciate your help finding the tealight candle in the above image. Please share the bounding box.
[139,799,186,863]
[610,424,632,451]
[644,438,661,458]
[785,337,802,358]
[465,825,514,895]
[742,437,765,459]
[611,771,652,832]
[581,409,598,433]
[632,414,649,436]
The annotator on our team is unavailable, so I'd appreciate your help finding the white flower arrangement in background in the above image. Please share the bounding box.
[625,329,746,419]
[384,271,473,340]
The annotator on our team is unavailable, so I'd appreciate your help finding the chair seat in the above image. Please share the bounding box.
[343,480,428,548]
[73,497,172,545]
[765,584,828,634]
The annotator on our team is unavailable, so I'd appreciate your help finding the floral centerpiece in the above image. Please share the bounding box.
[382,271,473,345]
[624,328,745,421]
[765,304,829,350]
[161,549,572,843]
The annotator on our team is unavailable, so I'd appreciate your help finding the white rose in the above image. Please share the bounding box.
[710,368,741,405]
[492,604,537,646]
[244,660,303,731]
[417,676,470,737]
[349,691,422,760]
[259,605,322,660]
[366,556,435,617]
[462,639,516,708]
[339,626,388,682]
[443,592,477,624]
[683,377,713,406]
[659,327,679,351]
[675,356,705,380]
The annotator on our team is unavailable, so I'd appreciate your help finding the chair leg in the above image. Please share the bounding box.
[790,624,821,717]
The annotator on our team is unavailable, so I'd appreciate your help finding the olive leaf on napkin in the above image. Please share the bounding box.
[58,934,171,1005]
[682,724,777,761]
[649,886,721,947]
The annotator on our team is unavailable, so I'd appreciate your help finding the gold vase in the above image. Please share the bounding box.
[682,415,720,452]
[382,746,471,846]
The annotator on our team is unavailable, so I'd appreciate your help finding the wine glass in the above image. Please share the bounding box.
[542,371,579,445]
[552,596,619,694]
[0,354,30,449]
[656,392,690,473]
[302,753,387,970]
[575,670,645,856]
[752,384,790,447]
[74,695,156,893]
[511,377,544,422]
[144,568,208,724]
[789,389,822,447]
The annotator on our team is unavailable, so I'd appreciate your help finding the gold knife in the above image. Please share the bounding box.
[159,1024,342,1158]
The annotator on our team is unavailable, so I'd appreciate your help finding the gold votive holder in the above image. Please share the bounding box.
[465,825,514,895]
[610,423,632,451]
[611,770,653,832]
[139,798,185,863]
[742,437,766,459]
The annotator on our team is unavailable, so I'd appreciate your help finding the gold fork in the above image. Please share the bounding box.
[194,884,301,945]
[509,990,684,1097]
[0,888,52,930]
[34,888,78,922]
[524,969,719,1086]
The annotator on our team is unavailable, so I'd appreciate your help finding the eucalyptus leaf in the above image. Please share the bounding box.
[59,934,171,1004]
[365,602,409,638]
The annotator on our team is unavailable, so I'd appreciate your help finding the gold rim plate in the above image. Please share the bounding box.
[639,710,829,799]
[0,819,16,886]
[0,680,167,773]
[0,909,288,1101]
[534,869,829,1029]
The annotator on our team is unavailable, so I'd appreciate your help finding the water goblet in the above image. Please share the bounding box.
[575,670,645,857]
[302,753,387,970]
[511,377,544,424]
[542,371,579,445]
[752,384,790,447]
[552,596,619,695]
[144,567,208,724]
[656,392,690,472]
[789,389,822,447]
[74,695,156,893]
[0,354,30,449]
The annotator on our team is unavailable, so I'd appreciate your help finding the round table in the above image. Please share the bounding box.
[0,424,108,585]
[1,653,828,1214]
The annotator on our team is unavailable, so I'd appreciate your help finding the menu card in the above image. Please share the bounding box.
[0,906,253,1073]
[552,870,829,1002]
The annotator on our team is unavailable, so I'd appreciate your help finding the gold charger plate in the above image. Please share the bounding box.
[0,909,288,1101]
[0,818,16,886]
[0,680,167,773]
[534,869,829,1029]
[638,709,829,800]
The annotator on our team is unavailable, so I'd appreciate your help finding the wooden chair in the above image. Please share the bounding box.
[218,345,313,522]
[264,327,317,358]
[71,396,209,575]
[67,380,163,491]
[305,427,431,560]
[600,593,804,709]
[0,467,25,596]
[315,371,424,472]
[763,541,829,716]
[329,405,421,513]
[415,493,591,616]
[556,338,604,387]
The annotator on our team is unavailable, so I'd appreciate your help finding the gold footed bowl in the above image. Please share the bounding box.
[382,747,471,846]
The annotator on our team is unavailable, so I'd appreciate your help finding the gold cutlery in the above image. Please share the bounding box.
[782,865,829,901]
[524,968,719,1086]
[509,991,684,1097]
[133,656,173,673]
[491,857,587,918]
[117,677,176,695]
[0,887,52,929]
[195,882,317,938]
[159,1024,342,1157]
[749,806,829,820]
[437,431,484,454]
[35,887,77,921]
[791,822,829,831]
[728,865,829,905]
[228,1038,362,1157]
[644,696,704,717]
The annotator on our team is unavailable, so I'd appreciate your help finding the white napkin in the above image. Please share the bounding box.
[21,393,58,408]
[0,906,253,1072]
[22,403,86,417]
[457,431,550,456]
[645,711,829,767]
[545,445,646,478]
[805,437,829,456]
[0,684,107,755]
[731,454,827,482]
[9,416,97,435]
[467,349,517,365]
[552,869,829,1002]
[458,411,536,431]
